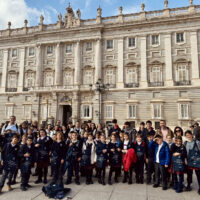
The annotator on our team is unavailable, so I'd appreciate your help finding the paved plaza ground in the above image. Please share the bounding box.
[0,172,199,200]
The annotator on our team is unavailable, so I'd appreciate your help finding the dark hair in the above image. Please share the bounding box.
[174,126,183,136]
[147,133,154,137]
[195,127,200,141]
[175,136,182,141]
[136,134,142,138]
[87,120,92,123]
[124,121,130,126]
[39,129,47,135]
[185,130,193,136]
[120,130,125,133]
[154,134,162,139]
[146,120,152,125]
[140,122,145,126]
[124,132,129,136]
[12,134,19,140]
[112,119,117,124]
[27,136,33,140]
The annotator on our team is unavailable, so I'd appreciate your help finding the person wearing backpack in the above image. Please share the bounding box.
[50,131,66,185]
[35,129,53,184]
[65,131,82,185]
[18,136,35,191]
[184,130,200,195]
[0,135,20,193]
[171,136,187,193]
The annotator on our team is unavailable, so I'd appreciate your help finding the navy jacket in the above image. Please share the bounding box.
[149,140,170,166]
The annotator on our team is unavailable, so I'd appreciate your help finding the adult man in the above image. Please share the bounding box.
[123,121,137,143]
[159,120,173,142]
[108,119,121,138]
[1,116,19,135]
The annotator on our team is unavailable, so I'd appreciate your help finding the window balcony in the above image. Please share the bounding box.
[148,82,164,87]
[124,83,139,88]
[174,80,191,86]
[6,88,17,92]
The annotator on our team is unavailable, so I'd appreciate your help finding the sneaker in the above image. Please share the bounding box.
[90,179,93,184]
[34,179,42,184]
[185,185,192,191]
[11,180,17,185]
[98,178,102,184]
[114,178,119,183]
[122,178,127,183]
[86,181,90,185]
[102,180,106,185]
[128,180,132,185]
[176,189,182,193]
[75,180,80,185]
[162,186,167,190]
[26,184,32,188]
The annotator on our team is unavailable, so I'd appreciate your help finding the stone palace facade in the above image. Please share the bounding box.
[0,0,200,129]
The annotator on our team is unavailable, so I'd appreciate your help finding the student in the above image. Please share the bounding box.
[133,134,146,184]
[0,135,20,193]
[81,134,96,184]
[19,136,35,191]
[65,131,82,185]
[150,134,170,190]
[35,129,52,184]
[108,133,122,185]
[184,130,200,194]
[122,132,133,184]
[96,135,108,185]
[51,131,66,185]
[171,136,187,193]
[146,133,155,184]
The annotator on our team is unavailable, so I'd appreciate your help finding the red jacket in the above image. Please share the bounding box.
[123,148,137,172]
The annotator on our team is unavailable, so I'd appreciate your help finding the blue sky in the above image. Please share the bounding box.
[0,0,200,30]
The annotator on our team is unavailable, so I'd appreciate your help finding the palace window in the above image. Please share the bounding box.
[44,72,53,86]
[81,105,92,118]
[176,33,184,43]
[150,66,162,83]
[126,68,137,84]
[128,105,136,119]
[64,71,72,85]
[106,40,113,49]
[66,44,72,53]
[105,69,115,85]
[47,46,53,54]
[86,42,92,51]
[177,65,189,82]
[105,105,113,119]
[179,104,189,119]
[23,105,31,120]
[153,104,162,119]
[5,106,14,119]
[25,72,35,88]
[7,73,17,88]
[128,38,136,47]
[83,70,93,85]
[29,47,35,56]
[152,35,159,45]
[12,49,17,57]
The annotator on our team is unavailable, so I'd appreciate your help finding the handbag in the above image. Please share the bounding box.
[172,156,185,172]
[188,141,200,169]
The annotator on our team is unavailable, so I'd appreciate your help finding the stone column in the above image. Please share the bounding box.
[117,38,124,88]
[1,49,9,92]
[74,41,81,86]
[55,43,62,86]
[164,34,174,86]
[72,91,80,123]
[95,39,102,83]
[18,48,25,92]
[35,44,42,87]
[92,91,101,124]
[190,31,200,85]
[140,36,148,87]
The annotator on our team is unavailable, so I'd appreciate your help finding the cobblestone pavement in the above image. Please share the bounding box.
[0,172,199,200]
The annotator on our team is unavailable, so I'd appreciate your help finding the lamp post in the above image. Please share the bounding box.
[95,79,109,124]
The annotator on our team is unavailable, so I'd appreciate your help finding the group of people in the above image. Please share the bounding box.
[0,116,200,196]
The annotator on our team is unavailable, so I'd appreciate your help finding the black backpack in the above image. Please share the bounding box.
[42,183,71,199]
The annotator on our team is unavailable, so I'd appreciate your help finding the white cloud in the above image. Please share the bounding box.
[0,0,58,30]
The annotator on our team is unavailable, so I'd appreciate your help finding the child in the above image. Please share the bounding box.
[108,133,122,185]
[150,134,170,190]
[122,132,133,184]
[171,136,187,193]
[184,130,200,194]
[146,133,155,184]
[81,133,96,184]
[35,129,52,184]
[133,134,146,184]
[0,135,20,193]
[19,136,35,191]
[96,135,108,185]
[51,131,66,185]
[65,131,82,185]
